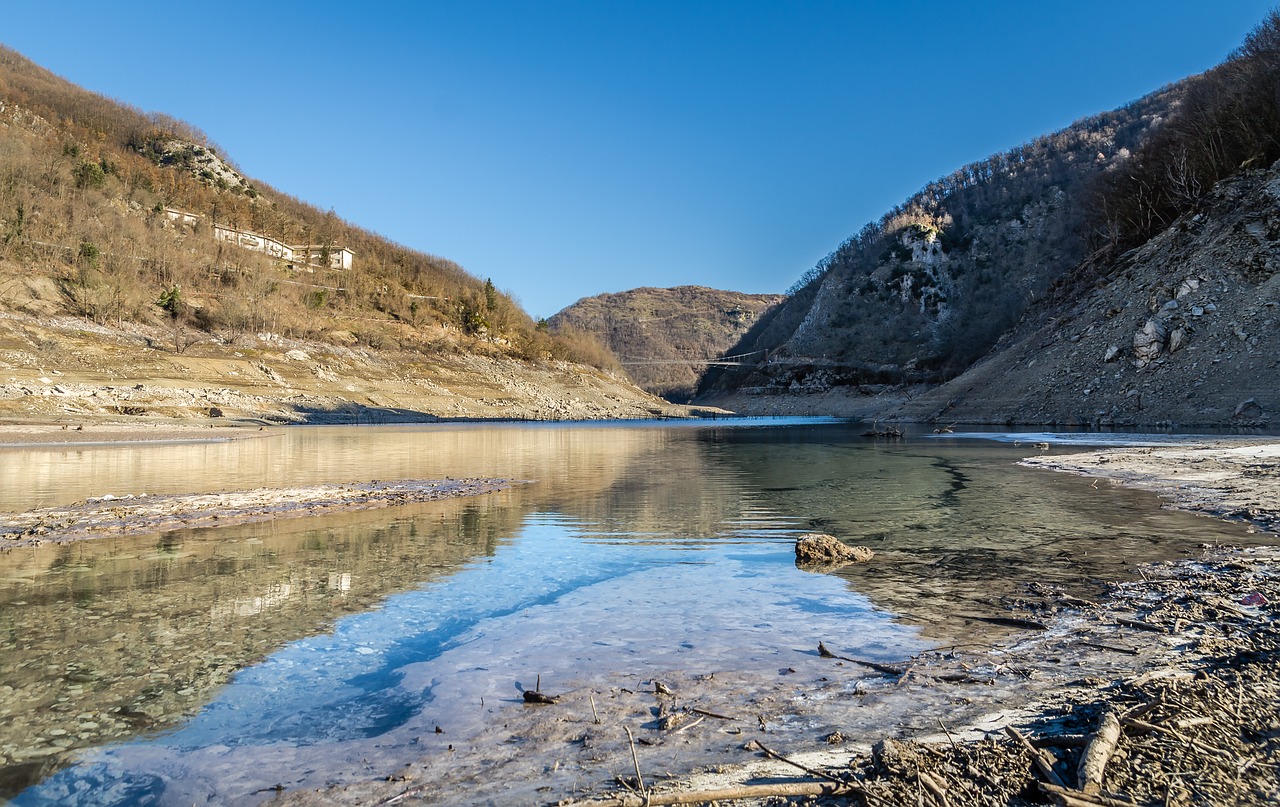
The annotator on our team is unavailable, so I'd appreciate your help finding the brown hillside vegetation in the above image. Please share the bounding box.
[550,286,784,402]
[0,46,680,423]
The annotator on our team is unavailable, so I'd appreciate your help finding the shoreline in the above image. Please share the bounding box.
[0,421,276,447]
[0,478,511,549]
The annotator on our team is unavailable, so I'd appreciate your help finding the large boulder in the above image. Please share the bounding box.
[795,533,875,566]
[1132,318,1168,367]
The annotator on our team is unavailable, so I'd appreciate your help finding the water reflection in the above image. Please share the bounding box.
[0,493,524,795]
[0,420,1266,804]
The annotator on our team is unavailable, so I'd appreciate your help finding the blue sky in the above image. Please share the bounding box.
[2,2,1273,317]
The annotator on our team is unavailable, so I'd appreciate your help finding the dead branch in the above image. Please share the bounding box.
[918,769,951,806]
[1115,617,1165,633]
[1040,782,1142,807]
[818,642,905,675]
[555,780,860,807]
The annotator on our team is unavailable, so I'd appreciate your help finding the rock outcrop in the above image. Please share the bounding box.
[795,533,875,566]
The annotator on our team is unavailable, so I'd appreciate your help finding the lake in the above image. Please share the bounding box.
[0,419,1261,805]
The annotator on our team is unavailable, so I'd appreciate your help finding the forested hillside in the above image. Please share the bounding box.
[549,286,783,401]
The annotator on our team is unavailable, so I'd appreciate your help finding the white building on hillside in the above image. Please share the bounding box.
[161,206,354,270]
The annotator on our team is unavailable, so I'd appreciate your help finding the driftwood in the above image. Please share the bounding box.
[918,769,951,806]
[1039,782,1142,807]
[1122,717,1234,761]
[1079,640,1138,656]
[1115,616,1165,633]
[818,641,905,676]
[557,781,860,807]
[1076,710,1122,795]
[861,419,904,438]
[749,740,852,787]
[963,614,1049,631]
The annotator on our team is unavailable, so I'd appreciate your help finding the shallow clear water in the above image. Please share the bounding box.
[0,419,1265,804]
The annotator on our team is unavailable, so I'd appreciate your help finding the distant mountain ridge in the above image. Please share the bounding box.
[549,286,784,401]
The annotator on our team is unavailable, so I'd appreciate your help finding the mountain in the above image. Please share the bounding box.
[0,46,693,423]
[549,286,784,402]
[698,12,1280,428]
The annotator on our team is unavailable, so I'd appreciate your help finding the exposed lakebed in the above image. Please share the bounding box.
[0,420,1268,805]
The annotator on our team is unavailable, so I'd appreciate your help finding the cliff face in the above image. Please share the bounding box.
[549,286,784,402]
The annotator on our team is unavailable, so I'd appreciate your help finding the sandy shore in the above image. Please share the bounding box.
[1020,439,1280,535]
[0,478,510,549]
[0,421,271,446]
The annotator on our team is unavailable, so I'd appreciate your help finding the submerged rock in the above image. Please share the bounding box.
[795,533,874,566]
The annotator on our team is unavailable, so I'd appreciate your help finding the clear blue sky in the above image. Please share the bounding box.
[3,2,1273,317]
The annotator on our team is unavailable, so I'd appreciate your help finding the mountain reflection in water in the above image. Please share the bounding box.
[0,420,1263,805]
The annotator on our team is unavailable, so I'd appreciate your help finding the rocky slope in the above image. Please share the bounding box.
[699,161,1280,428]
[0,46,690,426]
[895,160,1280,428]
[550,286,783,401]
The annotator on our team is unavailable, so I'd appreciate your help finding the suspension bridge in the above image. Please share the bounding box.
[617,349,767,368]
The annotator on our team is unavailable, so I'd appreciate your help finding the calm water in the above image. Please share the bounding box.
[0,420,1264,804]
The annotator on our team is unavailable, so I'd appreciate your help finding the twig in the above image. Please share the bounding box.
[937,717,959,751]
[624,726,645,796]
[590,695,601,725]
[962,614,1049,631]
[1122,717,1234,761]
[689,707,736,721]
[1116,617,1164,633]
[818,642,905,675]
[671,715,705,735]
[750,740,852,787]
[1079,640,1139,656]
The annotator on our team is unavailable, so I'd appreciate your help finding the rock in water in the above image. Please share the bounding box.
[795,533,874,565]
